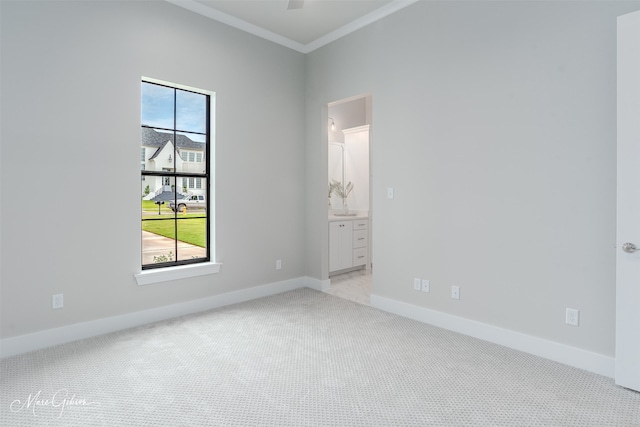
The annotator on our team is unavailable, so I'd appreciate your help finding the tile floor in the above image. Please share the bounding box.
[324,269,372,305]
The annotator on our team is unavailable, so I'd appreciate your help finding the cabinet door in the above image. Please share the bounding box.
[329,221,353,272]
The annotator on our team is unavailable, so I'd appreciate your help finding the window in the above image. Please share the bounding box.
[179,150,204,164]
[140,80,211,269]
[179,150,204,162]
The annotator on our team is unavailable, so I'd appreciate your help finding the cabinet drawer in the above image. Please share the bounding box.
[353,247,368,267]
[353,229,368,248]
[353,219,368,230]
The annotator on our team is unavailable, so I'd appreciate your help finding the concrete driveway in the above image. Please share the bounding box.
[142,231,206,265]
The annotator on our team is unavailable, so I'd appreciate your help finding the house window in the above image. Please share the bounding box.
[179,150,204,163]
[140,79,212,269]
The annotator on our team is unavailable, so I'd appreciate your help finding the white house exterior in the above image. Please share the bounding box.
[141,128,206,199]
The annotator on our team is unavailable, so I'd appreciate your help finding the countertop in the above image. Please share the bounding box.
[328,212,369,222]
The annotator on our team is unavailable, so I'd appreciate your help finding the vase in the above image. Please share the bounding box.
[342,199,349,214]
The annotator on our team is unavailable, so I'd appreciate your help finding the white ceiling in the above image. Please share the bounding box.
[166,0,419,53]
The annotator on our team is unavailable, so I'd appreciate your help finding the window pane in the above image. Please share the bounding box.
[141,127,178,176]
[173,177,207,208]
[142,223,177,266]
[141,176,176,216]
[176,217,207,261]
[176,89,206,133]
[175,132,206,174]
[141,174,172,203]
[142,175,178,268]
[141,82,174,129]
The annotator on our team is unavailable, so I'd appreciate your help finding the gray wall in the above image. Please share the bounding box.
[3,0,640,360]
[306,0,640,356]
[0,1,305,338]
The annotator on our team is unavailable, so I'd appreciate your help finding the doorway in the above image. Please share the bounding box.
[326,94,373,304]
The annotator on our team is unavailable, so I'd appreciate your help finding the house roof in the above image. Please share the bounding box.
[141,127,205,151]
[148,139,171,161]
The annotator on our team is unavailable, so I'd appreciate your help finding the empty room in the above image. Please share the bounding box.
[1,0,640,425]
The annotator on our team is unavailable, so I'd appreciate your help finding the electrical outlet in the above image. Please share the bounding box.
[566,308,579,326]
[451,286,460,300]
[421,279,430,293]
[413,277,421,291]
[52,293,64,309]
[276,260,282,270]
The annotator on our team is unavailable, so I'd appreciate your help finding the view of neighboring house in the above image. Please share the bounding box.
[141,127,206,200]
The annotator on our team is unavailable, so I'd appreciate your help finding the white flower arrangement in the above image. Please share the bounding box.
[330,179,353,200]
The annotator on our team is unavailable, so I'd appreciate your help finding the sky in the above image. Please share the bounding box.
[141,82,207,139]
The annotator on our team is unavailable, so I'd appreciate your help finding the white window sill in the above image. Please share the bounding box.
[135,262,222,286]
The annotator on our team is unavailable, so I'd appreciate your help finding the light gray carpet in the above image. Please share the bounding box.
[1,288,639,426]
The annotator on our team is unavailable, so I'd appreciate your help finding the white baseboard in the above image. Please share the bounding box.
[1,276,311,359]
[5,282,610,378]
[304,276,331,291]
[370,293,615,378]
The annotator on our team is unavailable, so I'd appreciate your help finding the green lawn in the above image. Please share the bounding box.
[141,200,206,247]
[142,218,206,247]
[141,200,174,213]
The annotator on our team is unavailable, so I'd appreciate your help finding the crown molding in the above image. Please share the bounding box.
[302,0,419,53]
[165,0,420,54]
[165,0,308,52]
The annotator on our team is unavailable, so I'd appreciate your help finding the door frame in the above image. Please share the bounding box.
[327,94,373,276]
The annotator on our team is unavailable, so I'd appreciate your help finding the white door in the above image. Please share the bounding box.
[616,9,640,392]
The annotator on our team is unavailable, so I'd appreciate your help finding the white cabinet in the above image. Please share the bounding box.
[329,221,353,272]
[329,218,369,274]
[352,219,368,267]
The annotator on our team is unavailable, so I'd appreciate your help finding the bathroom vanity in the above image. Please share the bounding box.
[329,214,369,275]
